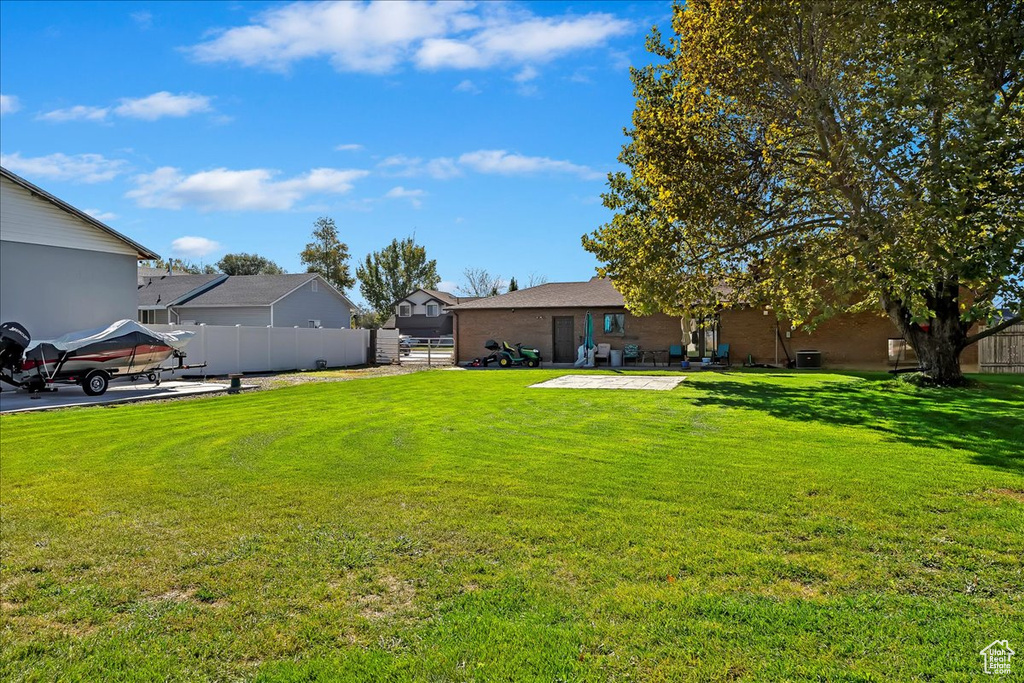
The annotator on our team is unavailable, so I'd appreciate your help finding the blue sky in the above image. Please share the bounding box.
[1,1,671,299]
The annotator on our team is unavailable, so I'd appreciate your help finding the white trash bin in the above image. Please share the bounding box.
[610,349,623,367]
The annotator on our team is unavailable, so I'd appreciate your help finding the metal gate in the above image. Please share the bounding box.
[376,329,453,366]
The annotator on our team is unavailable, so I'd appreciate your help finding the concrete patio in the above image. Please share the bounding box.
[530,374,686,391]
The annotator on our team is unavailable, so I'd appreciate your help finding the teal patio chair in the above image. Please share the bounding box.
[624,343,640,366]
[714,343,731,366]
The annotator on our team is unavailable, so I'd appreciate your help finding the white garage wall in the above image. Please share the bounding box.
[148,324,369,375]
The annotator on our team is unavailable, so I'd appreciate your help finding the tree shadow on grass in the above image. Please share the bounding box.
[689,373,1024,475]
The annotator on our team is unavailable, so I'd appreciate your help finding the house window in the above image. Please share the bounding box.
[604,313,625,335]
[308,320,321,328]
[311,280,318,293]
[426,303,440,317]
[139,310,157,325]
[398,303,412,317]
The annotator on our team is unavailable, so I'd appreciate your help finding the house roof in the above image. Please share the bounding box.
[138,274,227,306]
[177,273,354,308]
[449,277,625,310]
[1,166,159,260]
[397,288,480,307]
[422,289,458,305]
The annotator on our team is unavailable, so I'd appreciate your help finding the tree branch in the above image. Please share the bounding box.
[964,314,1023,346]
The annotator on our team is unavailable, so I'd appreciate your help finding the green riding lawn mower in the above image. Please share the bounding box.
[468,339,542,368]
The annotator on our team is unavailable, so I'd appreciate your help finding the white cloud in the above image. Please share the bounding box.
[132,11,153,29]
[114,92,212,120]
[378,154,461,180]
[171,235,221,257]
[512,65,538,83]
[126,166,369,211]
[84,208,118,221]
[0,94,21,115]
[335,143,363,151]
[384,186,426,207]
[191,1,467,73]
[39,105,110,122]
[190,2,632,74]
[454,79,481,94]
[458,150,601,180]
[0,152,127,183]
[437,279,459,293]
[39,92,213,123]
[416,14,632,70]
[376,149,601,181]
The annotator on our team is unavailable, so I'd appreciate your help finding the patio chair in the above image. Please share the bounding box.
[714,343,731,366]
[669,345,684,362]
[623,343,640,366]
[595,343,611,366]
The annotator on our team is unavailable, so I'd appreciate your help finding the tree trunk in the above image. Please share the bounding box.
[881,284,969,386]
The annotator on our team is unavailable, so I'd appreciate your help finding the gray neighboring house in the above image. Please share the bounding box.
[138,273,355,328]
[1,166,159,339]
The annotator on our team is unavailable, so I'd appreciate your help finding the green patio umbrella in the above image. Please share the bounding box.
[575,311,595,367]
[584,310,595,367]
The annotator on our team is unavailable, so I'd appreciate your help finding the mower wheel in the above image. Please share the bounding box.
[526,359,538,368]
[498,356,511,367]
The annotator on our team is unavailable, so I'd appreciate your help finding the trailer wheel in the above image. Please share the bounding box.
[83,370,110,396]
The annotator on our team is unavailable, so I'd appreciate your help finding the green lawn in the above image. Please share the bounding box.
[1,370,1022,681]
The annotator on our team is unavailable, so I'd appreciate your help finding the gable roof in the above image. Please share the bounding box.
[449,277,625,310]
[177,273,354,308]
[1,166,159,260]
[396,288,479,307]
[422,289,458,306]
[138,273,227,307]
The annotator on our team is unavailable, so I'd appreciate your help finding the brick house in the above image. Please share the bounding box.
[449,277,980,370]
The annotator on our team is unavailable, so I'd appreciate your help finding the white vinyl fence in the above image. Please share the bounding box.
[149,324,369,376]
[376,328,401,364]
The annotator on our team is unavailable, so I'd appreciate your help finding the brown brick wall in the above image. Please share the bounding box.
[455,306,980,371]
[454,307,684,363]
[720,308,978,370]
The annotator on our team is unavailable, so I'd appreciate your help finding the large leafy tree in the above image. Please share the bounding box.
[216,253,285,275]
[300,216,354,291]
[356,237,440,314]
[584,0,1023,385]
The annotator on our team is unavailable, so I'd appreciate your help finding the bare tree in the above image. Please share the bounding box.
[458,267,505,297]
[526,272,549,288]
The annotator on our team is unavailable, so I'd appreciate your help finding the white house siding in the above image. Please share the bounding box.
[0,177,137,256]
[169,305,271,326]
[0,240,139,339]
[272,279,352,328]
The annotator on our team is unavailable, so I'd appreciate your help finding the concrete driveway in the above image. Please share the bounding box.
[0,380,242,414]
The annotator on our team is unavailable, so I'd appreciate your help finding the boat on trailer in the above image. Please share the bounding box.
[0,319,203,396]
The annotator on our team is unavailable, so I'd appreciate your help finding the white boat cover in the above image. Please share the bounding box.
[26,319,196,352]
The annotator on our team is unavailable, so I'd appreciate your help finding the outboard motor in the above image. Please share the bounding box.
[0,321,30,372]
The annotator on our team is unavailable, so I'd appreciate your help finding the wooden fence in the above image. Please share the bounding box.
[979,322,1024,373]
